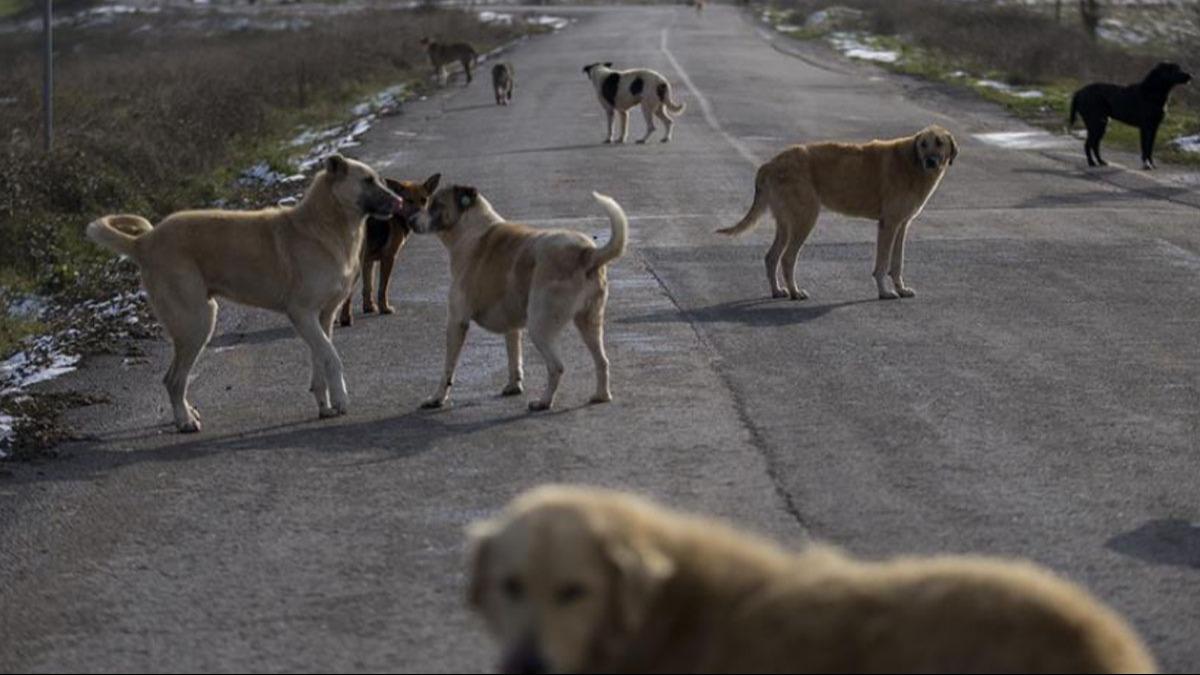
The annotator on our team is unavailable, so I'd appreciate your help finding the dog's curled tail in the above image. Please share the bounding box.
[86,214,154,261]
[658,82,686,115]
[587,191,628,272]
[716,165,768,236]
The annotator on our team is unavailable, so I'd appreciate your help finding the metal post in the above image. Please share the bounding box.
[42,0,53,153]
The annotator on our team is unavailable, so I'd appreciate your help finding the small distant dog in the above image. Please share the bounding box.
[718,125,957,301]
[408,187,627,411]
[86,155,401,432]
[492,62,515,106]
[420,37,478,86]
[693,0,706,15]
[468,485,1158,674]
[338,174,441,327]
[1070,62,1192,169]
[582,62,686,144]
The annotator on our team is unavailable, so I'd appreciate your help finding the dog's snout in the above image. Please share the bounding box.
[925,156,940,169]
[500,638,547,675]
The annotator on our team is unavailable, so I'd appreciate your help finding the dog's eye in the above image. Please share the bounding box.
[921,140,928,148]
[502,576,524,601]
[554,583,587,606]
[934,138,943,147]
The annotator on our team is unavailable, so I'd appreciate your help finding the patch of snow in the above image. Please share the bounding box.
[828,33,899,63]
[0,412,12,458]
[775,24,802,33]
[974,131,1071,150]
[527,15,569,31]
[479,10,514,25]
[805,6,863,29]
[948,70,968,78]
[1172,134,1200,153]
[7,295,49,321]
[1096,18,1150,46]
[976,79,1043,99]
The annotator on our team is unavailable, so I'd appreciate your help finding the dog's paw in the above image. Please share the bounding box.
[788,288,809,301]
[771,289,789,299]
[636,139,648,145]
[379,304,396,315]
[589,392,612,404]
[318,405,346,419]
[500,382,524,397]
[363,303,377,314]
[661,137,671,143]
[338,316,352,328]
[879,290,901,300]
[896,286,916,298]
[177,419,202,433]
[528,400,552,412]
[603,139,613,145]
[421,398,447,410]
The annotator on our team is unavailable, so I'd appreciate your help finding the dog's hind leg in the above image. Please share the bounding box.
[292,310,348,417]
[654,105,674,143]
[423,318,469,409]
[527,290,572,411]
[778,195,819,301]
[575,301,611,404]
[1086,118,1108,166]
[151,277,216,433]
[764,222,791,299]
[888,217,916,298]
[636,103,656,144]
[501,330,524,396]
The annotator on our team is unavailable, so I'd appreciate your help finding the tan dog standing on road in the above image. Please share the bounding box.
[338,174,441,327]
[468,485,1157,674]
[718,125,957,300]
[87,155,401,432]
[409,187,627,411]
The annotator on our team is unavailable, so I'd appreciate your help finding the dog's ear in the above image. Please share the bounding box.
[583,63,593,75]
[948,133,958,166]
[466,519,499,608]
[455,185,479,210]
[325,154,348,177]
[384,178,404,193]
[604,62,613,68]
[424,173,442,193]
[604,535,675,632]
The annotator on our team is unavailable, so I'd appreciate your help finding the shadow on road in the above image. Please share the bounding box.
[619,297,875,328]
[1106,519,1200,570]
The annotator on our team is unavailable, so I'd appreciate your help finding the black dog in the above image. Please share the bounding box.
[1069,62,1192,170]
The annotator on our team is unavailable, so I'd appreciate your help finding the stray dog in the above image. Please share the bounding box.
[86,155,401,432]
[338,174,441,327]
[718,125,957,301]
[409,187,627,411]
[582,63,686,144]
[492,63,515,106]
[693,0,705,15]
[1070,62,1192,170]
[420,37,478,86]
[468,485,1157,674]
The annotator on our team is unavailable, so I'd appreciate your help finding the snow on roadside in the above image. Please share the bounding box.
[1172,134,1200,154]
[828,32,899,64]
[975,79,1044,99]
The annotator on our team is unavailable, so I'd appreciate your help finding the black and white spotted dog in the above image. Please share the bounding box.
[582,62,686,144]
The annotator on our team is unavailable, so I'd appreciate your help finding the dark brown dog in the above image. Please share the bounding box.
[339,174,440,327]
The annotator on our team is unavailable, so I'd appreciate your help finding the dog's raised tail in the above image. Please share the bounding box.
[86,214,154,260]
[587,192,628,272]
[1068,91,1079,128]
[658,82,686,115]
[716,166,768,236]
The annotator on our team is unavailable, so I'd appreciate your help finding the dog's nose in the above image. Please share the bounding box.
[501,639,547,674]
[925,156,940,169]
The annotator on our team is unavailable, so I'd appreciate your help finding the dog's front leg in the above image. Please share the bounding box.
[888,218,916,298]
[1140,121,1160,170]
[617,109,630,144]
[293,310,349,417]
[501,329,524,396]
[874,218,902,300]
[423,318,469,409]
[604,107,615,144]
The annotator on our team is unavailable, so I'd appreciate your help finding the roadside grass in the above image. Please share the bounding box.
[0,8,533,362]
[766,0,1200,166]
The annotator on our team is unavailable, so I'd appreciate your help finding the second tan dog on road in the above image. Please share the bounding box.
[409,187,627,411]
[87,155,401,432]
[468,485,1157,674]
[718,125,957,301]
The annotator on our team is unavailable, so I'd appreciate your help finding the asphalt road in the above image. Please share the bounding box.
[2,4,1199,673]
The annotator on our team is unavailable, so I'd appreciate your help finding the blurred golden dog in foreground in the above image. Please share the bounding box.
[468,486,1155,674]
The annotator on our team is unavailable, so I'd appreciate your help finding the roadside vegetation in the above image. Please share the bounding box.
[0,6,534,361]
[763,0,1200,165]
